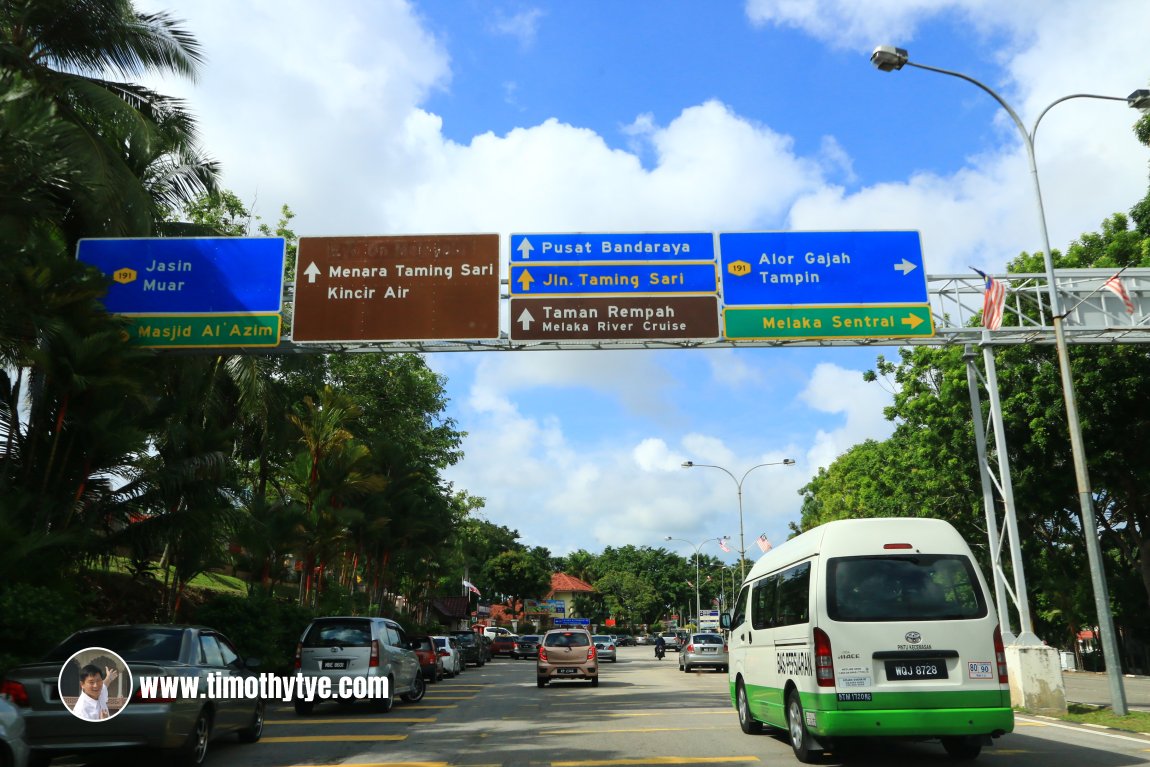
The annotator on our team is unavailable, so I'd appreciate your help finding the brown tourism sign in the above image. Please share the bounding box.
[291,235,500,342]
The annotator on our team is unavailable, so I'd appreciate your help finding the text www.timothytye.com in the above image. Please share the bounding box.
[137,674,388,702]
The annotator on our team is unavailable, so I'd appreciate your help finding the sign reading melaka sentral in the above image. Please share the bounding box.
[291,235,500,342]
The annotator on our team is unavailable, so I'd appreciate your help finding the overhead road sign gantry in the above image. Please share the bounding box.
[291,234,500,343]
[718,230,929,306]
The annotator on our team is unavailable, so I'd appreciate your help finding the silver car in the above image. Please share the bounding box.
[0,624,263,767]
[678,632,729,672]
[591,635,617,662]
[295,616,424,715]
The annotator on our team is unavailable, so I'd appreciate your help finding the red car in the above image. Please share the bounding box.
[410,635,444,682]
[490,634,517,657]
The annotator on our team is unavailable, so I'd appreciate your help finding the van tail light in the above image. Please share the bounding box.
[0,680,29,707]
[294,642,302,670]
[538,647,548,662]
[994,625,1009,683]
[369,639,380,668]
[813,627,835,688]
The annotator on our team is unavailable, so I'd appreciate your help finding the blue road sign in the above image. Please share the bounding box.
[77,237,285,314]
[718,231,928,306]
[510,262,717,295]
[511,232,713,262]
[553,618,591,626]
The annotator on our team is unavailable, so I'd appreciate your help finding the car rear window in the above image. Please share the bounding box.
[827,554,987,622]
[545,632,590,647]
[412,636,434,651]
[45,628,185,662]
[453,633,477,645]
[303,619,372,647]
[519,635,540,642]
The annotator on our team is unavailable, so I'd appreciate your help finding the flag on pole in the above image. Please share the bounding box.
[718,539,731,553]
[1103,273,1135,314]
[462,579,481,596]
[971,268,1006,330]
[756,534,772,553]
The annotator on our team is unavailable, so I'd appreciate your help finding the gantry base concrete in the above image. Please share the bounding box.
[1005,642,1067,715]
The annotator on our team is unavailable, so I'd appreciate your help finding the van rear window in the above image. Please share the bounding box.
[304,620,372,647]
[827,554,986,622]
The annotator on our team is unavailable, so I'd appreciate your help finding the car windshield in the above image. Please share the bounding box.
[692,634,723,645]
[303,620,371,647]
[44,627,185,662]
[545,632,590,648]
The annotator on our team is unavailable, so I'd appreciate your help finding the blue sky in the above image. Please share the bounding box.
[137,1,1150,564]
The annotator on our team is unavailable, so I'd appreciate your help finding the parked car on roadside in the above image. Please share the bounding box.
[512,635,541,659]
[490,634,518,657]
[591,635,617,663]
[432,636,463,676]
[0,624,264,767]
[409,635,444,683]
[616,635,637,647]
[658,631,682,652]
[450,631,486,667]
[537,629,598,687]
[678,632,728,672]
[295,616,425,715]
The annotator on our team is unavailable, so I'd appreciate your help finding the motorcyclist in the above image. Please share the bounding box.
[654,634,666,660]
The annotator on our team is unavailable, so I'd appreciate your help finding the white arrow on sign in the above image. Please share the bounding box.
[517,307,535,330]
[893,259,917,275]
[303,262,322,283]
[517,239,535,259]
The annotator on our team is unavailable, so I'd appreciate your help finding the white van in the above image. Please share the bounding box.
[722,517,1013,762]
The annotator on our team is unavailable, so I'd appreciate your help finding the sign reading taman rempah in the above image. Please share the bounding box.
[291,235,500,342]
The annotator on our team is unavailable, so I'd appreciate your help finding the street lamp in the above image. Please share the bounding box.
[681,459,796,583]
[665,535,730,629]
[870,44,1142,715]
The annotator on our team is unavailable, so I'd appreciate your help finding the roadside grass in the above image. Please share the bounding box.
[95,556,248,596]
[1056,704,1150,733]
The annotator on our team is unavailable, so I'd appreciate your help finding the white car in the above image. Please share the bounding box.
[432,636,464,676]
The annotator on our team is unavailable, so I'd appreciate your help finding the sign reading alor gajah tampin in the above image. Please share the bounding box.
[291,235,500,342]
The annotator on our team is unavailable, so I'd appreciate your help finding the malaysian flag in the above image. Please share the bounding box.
[718,539,731,553]
[462,579,481,596]
[756,534,772,553]
[972,268,1006,330]
[1103,273,1135,314]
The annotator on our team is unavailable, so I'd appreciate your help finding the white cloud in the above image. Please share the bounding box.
[798,362,895,470]
[489,7,546,48]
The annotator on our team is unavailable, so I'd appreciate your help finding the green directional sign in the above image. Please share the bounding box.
[124,314,281,348]
[723,305,934,340]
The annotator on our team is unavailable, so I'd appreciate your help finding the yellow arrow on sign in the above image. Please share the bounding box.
[517,269,535,292]
[902,313,925,329]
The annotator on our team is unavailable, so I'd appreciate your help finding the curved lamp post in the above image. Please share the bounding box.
[871,44,1146,715]
[681,459,795,584]
[665,535,730,629]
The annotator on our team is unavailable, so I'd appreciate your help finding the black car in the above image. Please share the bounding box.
[450,631,486,666]
[512,634,541,659]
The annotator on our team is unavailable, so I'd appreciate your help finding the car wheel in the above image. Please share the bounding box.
[591,676,599,687]
[237,700,265,743]
[376,676,395,713]
[736,680,762,734]
[537,678,547,688]
[175,708,211,766]
[294,698,314,716]
[786,689,820,763]
[402,672,426,703]
[941,736,982,760]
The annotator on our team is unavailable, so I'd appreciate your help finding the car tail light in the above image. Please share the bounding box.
[813,627,835,688]
[686,643,695,653]
[994,625,1009,683]
[587,645,596,661]
[369,639,380,668]
[538,647,548,662]
[0,680,29,707]
[132,683,176,704]
[438,649,450,657]
[294,641,302,670]
[723,643,729,653]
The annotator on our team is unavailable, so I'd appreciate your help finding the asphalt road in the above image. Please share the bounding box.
[46,648,1150,767]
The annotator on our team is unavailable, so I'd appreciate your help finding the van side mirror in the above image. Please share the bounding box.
[720,613,731,629]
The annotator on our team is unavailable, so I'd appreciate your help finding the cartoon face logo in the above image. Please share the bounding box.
[905,631,922,644]
[113,268,137,284]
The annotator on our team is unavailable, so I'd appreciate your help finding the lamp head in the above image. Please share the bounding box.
[783,458,796,465]
[871,45,908,72]
[664,536,673,541]
[681,461,694,468]
[1129,89,1150,111]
